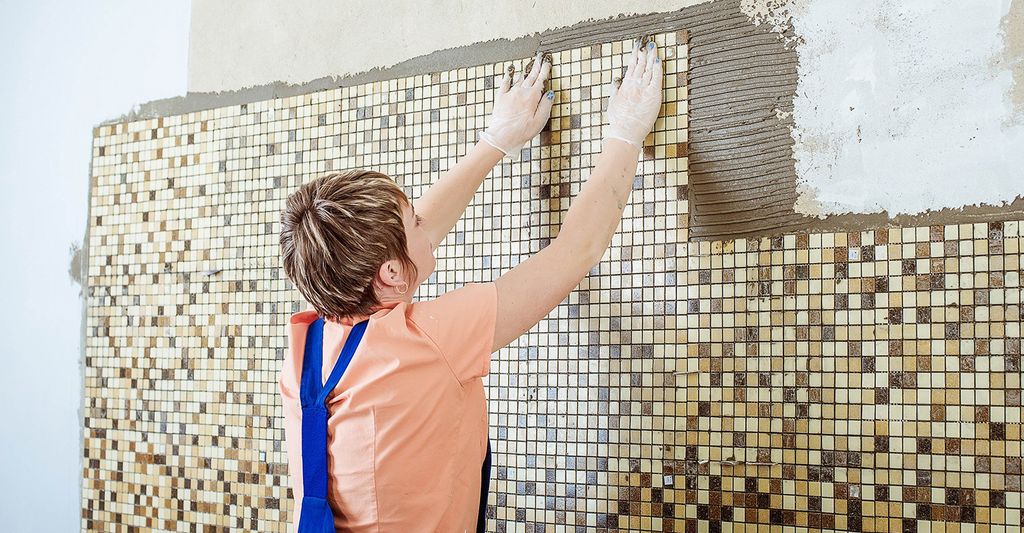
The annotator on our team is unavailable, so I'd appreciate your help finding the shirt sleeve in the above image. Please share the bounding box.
[278,371,304,532]
[279,313,315,531]
[411,281,498,383]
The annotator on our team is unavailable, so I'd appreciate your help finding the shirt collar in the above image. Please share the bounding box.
[290,299,405,327]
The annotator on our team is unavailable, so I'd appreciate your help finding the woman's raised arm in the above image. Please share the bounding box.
[492,41,664,352]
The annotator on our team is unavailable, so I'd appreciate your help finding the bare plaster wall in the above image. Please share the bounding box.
[741,0,1024,218]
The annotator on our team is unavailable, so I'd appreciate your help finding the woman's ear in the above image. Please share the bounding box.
[375,259,404,289]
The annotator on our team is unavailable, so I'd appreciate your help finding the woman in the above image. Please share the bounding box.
[278,40,663,532]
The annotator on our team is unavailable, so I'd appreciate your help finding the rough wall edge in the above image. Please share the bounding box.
[796,197,1024,239]
[104,34,540,125]
[101,6,715,126]
[74,149,94,527]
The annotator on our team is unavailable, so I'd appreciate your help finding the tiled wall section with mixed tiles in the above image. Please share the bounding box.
[83,31,687,532]
[82,25,1023,532]
[676,225,1022,532]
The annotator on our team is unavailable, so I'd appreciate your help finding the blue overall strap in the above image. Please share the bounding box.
[297,317,369,532]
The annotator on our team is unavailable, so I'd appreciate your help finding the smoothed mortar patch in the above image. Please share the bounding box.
[68,241,84,289]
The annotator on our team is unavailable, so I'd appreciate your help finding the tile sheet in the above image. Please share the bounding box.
[84,31,688,531]
[84,25,1023,532]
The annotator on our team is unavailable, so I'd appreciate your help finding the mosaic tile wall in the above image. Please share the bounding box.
[82,26,1023,533]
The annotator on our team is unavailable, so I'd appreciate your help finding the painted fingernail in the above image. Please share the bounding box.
[546,90,554,99]
[655,57,660,63]
[647,41,655,50]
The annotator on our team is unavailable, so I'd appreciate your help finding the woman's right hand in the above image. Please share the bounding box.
[604,40,663,147]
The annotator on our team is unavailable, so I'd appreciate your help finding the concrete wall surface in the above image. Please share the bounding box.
[740,0,1024,217]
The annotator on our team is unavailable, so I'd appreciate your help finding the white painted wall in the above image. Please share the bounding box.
[742,0,1024,216]
[0,2,189,531]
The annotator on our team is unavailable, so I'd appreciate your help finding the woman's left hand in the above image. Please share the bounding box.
[479,52,554,158]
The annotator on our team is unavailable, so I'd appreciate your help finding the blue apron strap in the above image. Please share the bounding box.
[298,318,369,502]
[319,320,368,405]
[299,318,326,409]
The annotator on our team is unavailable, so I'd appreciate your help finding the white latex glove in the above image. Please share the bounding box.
[605,40,663,147]
[479,52,555,160]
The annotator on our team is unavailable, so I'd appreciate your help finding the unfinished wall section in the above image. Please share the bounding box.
[741,0,1024,221]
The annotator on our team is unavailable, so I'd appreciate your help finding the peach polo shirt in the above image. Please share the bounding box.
[278,282,498,532]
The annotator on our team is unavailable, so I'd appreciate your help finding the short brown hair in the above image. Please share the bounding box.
[280,170,418,321]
